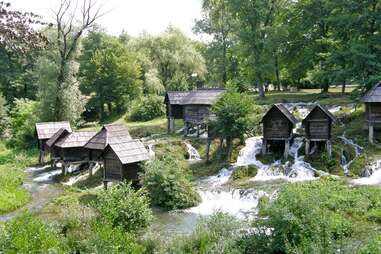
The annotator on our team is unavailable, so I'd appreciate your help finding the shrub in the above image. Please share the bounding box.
[9,98,39,147]
[241,177,381,253]
[141,156,201,210]
[84,221,145,254]
[94,182,152,232]
[0,93,8,137]
[0,213,66,253]
[128,95,165,122]
[349,154,367,176]
[163,212,242,254]
[230,165,258,180]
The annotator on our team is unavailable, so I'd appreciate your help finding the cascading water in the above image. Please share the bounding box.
[148,144,156,159]
[339,133,363,174]
[353,160,381,185]
[184,142,201,161]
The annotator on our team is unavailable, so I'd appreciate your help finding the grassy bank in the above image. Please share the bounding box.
[0,142,38,214]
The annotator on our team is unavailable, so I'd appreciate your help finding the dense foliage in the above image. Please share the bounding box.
[128,96,165,122]
[94,182,153,233]
[142,156,201,210]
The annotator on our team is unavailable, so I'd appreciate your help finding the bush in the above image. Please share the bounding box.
[241,177,381,253]
[0,93,8,137]
[84,221,145,254]
[94,182,152,233]
[128,96,165,122]
[230,165,258,180]
[349,154,367,176]
[163,212,242,254]
[9,99,39,147]
[0,213,66,253]
[141,156,201,210]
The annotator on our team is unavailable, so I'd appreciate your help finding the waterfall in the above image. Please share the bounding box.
[353,160,381,185]
[148,144,156,159]
[184,142,201,161]
[339,133,363,174]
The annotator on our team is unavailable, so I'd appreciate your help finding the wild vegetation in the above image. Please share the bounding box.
[1,0,381,253]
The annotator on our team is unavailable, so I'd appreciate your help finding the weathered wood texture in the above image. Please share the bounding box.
[362,82,381,143]
[303,105,336,140]
[262,104,297,140]
[103,141,149,182]
[184,105,210,124]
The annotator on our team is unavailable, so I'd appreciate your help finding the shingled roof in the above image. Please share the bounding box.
[46,128,71,148]
[263,104,299,125]
[165,89,224,105]
[35,121,72,140]
[303,104,337,124]
[84,124,133,150]
[55,131,97,148]
[362,82,381,102]
[107,140,150,165]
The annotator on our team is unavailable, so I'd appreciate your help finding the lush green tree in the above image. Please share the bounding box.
[195,0,236,85]
[141,156,201,210]
[9,98,39,147]
[79,33,142,120]
[36,44,86,124]
[211,88,254,159]
[0,93,8,136]
[131,27,207,91]
[94,182,152,233]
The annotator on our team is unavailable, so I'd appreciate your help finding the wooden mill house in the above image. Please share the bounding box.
[102,140,150,189]
[51,131,97,174]
[35,122,72,164]
[262,104,298,159]
[165,89,224,136]
[362,82,381,143]
[302,104,337,156]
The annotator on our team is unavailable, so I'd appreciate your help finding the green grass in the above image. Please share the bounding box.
[0,142,38,214]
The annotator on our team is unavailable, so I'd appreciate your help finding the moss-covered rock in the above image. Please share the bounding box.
[349,154,367,177]
[230,165,258,181]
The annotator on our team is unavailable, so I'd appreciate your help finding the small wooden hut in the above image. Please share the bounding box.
[103,140,150,189]
[262,104,298,158]
[46,128,71,167]
[302,105,337,156]
[84,123,133,163]
[54,131,97,174]
[35,122,72,164]
[362,82,381,143]
[164,89,224,135]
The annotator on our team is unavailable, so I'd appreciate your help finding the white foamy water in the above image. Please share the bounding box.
[186,189,269,218]
[353,160,381,185]
[339,133,363,174]
[184,142,201,161]
[148,144,156,159]
[63,163,101,186]
[33,169,62,182]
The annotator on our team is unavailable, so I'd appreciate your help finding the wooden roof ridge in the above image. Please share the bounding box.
[263,104,298,125]
[46,128,71,148]
[362,81,381,102]
[84,123,133,150]
[303,104,337,124]
[35,121,72,140]
[165,89,225,105]
[55,131,97,148]
[106,139,150,165]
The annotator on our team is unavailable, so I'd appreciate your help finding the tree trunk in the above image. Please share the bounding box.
[275,54,281,91]
[205,138,211,163]
[341,80,346,94]
[222,37,228,86]
[257,79,265,98]
[107,102,112,114]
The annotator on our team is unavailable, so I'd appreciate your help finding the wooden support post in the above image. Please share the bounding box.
[197,124,200,137]
[89,162,93,176]
[262,139,267,155]
[369,124,374,144]
[184,122,188,137]
[205,138,211,163]
[326,140,332,157]
[284,140,290,159]
[39,150,45,164]
[305,139,310,156]
[103,181,108,190]
[62,162,68,175]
